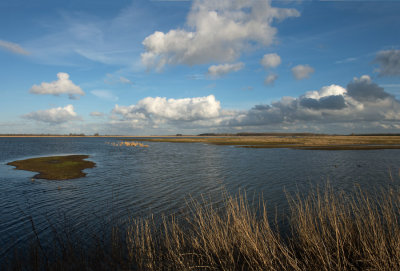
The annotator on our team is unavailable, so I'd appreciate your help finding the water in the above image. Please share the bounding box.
[1,137,399,259]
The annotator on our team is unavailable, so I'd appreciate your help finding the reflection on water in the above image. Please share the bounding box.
[0,137,399,259]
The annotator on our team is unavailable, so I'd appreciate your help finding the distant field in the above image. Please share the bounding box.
[128,135,400,150]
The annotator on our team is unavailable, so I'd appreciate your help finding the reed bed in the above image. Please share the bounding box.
[3,183,400,270]
[107,141,149,148]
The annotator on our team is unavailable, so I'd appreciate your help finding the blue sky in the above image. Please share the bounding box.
[1,0,400,135]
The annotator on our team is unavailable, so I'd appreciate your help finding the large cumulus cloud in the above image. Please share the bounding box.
[112,95,232,129]
[228,76,400,128]
[141,0,299,70]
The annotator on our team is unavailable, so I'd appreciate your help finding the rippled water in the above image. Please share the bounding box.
[1,137,400,259]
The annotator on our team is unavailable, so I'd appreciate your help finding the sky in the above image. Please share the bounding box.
[1,0,400,135]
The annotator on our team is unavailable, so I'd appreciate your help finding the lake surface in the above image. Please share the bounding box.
[1,137,400,260]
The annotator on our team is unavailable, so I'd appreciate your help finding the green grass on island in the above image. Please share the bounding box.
[7,155,95,180]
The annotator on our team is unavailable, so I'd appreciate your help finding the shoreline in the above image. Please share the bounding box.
[3,134,400,150]
[127,135,400,150]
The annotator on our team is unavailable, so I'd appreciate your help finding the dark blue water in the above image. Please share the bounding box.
[1,137,399,259]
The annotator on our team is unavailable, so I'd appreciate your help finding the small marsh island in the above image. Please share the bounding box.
[7,155,95,180]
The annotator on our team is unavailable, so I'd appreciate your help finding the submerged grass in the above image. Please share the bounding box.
[4,182,400,270]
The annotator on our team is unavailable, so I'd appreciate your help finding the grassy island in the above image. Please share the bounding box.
[7,155,95,180]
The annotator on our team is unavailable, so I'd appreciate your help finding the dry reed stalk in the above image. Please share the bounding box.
[288,184,400,271]
[106,141,149,147]
[5,182,400,270]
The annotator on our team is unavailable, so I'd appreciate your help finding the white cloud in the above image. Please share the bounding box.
[23,105,80,124]
[0,40,30,55]
[303,84,347,99]
[113,95,227,129]
[141,0,299,70]
[291,64,314,80]
[261,53,281,69]
[207,62,244,77]
[91,90,119,101]
[264,74,278,85]
[114,95,220,121]
[30,73,85,99]
[374,49,400,76]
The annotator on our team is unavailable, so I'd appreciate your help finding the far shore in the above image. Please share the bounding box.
[2,133,400,150]
[0,135,203,138]
[127,134,400,150]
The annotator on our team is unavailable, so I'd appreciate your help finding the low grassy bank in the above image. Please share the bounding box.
[3,183,400,270]
[7,155,95,180]
[128,135,400,150]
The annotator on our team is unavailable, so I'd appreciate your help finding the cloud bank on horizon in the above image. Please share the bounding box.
[111,75,400,132]
[1,0,400,135]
